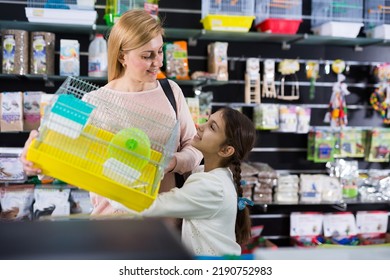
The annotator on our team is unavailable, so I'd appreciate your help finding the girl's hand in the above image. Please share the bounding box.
[20,130,41,176]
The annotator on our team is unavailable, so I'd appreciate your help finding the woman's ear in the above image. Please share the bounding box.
[118,51,125,65]
[218,145,235,158]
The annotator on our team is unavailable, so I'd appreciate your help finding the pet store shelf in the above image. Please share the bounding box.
[251,201,390,214]
[1,20,389,49]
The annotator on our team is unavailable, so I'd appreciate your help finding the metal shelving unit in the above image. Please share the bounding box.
[1,20,389,49]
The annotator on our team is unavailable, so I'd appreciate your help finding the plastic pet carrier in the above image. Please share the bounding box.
[26,77,178,212]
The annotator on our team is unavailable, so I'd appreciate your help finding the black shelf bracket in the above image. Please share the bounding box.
[188,30,204,47]
[282,33,308,50]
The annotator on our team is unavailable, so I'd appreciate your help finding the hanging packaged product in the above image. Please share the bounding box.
[30,32,55,75]
[244,58,261,104]
[163,41,190,80]
[324,60,349,127]
[306,61,319,100]
[60,39,80,76]
[277,59,300,100]
[1,29,29,75]
[337,128,366,158]
[365,128,390,162]
[369,63,390,124]
[308,127,335,163]
[262,59,277,98]
[88,34,108,78]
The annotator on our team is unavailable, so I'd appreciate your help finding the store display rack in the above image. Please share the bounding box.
[1,20,390,50]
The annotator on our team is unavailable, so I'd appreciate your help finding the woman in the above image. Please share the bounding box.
[20,9,203,215]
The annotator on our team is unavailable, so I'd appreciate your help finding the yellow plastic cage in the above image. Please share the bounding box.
[27,77,178,212]
[201,0,255,32]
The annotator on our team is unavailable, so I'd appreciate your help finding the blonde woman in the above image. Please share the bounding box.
[20,10,203,215]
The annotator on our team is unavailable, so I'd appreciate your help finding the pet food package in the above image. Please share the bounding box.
[0,156,26,183]
[186,97,200,125]
[296,106,311,134]
[198,91,213,124]
[253,103,279,130]
[163,41,190,80]
[33,187,71,220]
[207,42,228,81]
[1,29,29,75]
[0,184,35,220]
[30,31,55,75]
[70,189,93,215]
[365,128,390,162]
[1,91,23,132]
[23,91,42,131]
[60,39,80,76]
[40,93,55,119]
[278,105,297,133]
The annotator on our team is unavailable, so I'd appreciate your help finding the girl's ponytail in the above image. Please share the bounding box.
[220,107,256,245]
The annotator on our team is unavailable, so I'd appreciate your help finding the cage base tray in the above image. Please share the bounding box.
[27,138,157,213]
[366,24,390,40]
[311,21,363,38]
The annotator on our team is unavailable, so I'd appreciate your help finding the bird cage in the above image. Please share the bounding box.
[26,77,178,213]
[200,0,256,32]
[25,0,97,25]
[254,0,302,34]
[311,0,364,38]
[104,0,159,26]
[364,0,390,39]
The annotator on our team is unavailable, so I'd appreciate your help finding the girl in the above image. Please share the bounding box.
[141,107,257,256]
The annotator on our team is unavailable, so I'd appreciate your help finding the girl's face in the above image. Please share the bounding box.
[191,110,227,155]
[122,35,164,82]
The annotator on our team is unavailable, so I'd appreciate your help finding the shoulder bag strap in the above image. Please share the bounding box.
[159,78,177,117]
[159,78,185,188]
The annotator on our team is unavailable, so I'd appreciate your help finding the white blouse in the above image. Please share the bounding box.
[141,167,241,256]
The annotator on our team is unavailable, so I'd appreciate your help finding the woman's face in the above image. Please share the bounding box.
[122,35,164,82]
[191,110,227,155]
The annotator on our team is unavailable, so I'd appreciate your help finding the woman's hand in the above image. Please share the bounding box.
[20,130,41,176]
[164,156,177,174]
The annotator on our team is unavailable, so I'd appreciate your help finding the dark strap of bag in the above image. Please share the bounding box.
[159,78,185,188]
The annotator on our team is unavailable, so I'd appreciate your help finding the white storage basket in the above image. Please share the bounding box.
[25,0,97,25]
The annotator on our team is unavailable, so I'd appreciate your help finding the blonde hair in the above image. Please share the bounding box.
[107,9,165,82]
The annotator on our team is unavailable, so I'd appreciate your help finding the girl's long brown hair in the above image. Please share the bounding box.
[220,107,256,245]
